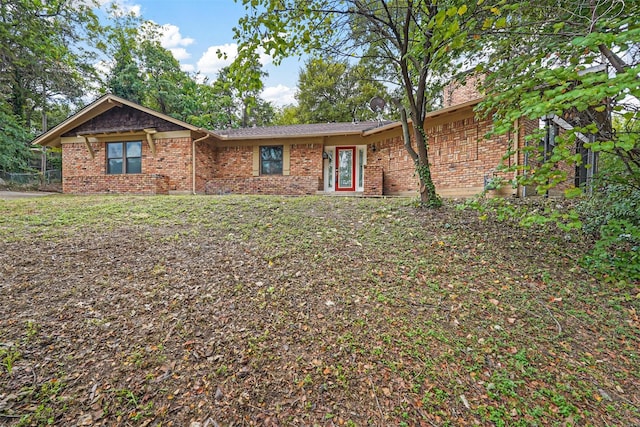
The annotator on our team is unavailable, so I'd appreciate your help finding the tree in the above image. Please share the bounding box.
[476,0,640,196]
[139,37,192,116]
[102,9,145,104]
[0,105,31,172]
[295,57,392,123]
[0,0,101,171]
[101,11,195,119]
[233,0,488,206]
[208,64,275,129]
[467,0,640,282]
[273,105,301,125]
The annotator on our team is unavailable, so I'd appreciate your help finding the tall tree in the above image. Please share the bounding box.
[233,0,487,206]
[0,0,101,171]
[296,57,391,123]
[0,0,100,126]
[100,10,201,121]
[101,9,145,104]
[209,64,275,129]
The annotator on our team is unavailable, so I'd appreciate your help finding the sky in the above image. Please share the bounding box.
[105,0,305,106]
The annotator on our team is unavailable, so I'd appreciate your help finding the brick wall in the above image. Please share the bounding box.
[206,143,323,194]
[364,165,383,196]
[213,145,253,178]
[442,74,484,108]
[63,174,169,194]
[195,140,217,192]
[429,115,510,193]
[204,176,319,195]
[368,137,419,195]
[144,137,192,191]
[61,136,192,194]
[366,113,514,197]
[289,143,323,189]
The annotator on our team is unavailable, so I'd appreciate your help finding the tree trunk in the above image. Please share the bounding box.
[395,100,441,207]
[413,123,441,207]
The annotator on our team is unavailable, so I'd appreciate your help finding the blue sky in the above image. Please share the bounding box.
[104,0,304,106]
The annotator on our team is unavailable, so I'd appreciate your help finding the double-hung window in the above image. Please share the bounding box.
[260,146,283,175]
[107,141,142,174]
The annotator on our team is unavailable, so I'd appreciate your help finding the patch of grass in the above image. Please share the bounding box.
[0,195,638,426]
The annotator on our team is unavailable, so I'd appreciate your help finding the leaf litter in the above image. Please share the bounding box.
[0,195,638,426]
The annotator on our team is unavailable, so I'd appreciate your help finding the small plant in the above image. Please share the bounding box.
[0,345,21,374]
[25,320,39,340]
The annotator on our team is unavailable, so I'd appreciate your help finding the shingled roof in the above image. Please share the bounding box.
[215,121,394,140]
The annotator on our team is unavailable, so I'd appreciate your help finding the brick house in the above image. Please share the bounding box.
[32,90,536,197]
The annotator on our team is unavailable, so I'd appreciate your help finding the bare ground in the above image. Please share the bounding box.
[0,195,638,426]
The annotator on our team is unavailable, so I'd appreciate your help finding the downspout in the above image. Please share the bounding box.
[192,138,196,195]
[193,132,211,195]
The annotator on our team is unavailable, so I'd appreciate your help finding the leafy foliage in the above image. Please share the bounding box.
[0,0,100,170]
[0,0,100,126]
[577,152,640,282]
[477,0,640,199]
[0,105,32,172]
[295,57,393,123]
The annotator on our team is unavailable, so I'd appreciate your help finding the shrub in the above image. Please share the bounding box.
[578,183,640,283]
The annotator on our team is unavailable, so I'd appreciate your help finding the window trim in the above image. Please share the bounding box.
[106,141,142,175]
[259,145,284,176]
[253,144,290,176]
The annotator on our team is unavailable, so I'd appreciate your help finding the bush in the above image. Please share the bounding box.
[577,183,640,283]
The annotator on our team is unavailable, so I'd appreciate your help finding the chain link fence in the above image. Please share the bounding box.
[0,170,62,185]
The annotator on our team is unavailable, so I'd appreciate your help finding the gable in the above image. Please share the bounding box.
[62,105,186,137]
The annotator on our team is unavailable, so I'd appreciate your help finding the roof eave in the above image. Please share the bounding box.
[31,94,208,147]
[363,98,484,137]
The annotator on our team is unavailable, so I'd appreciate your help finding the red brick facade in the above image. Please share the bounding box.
[62,136,192,194]
[367,136,418,196]
[364,165,383,196]
[289,143,323,182]
[363,110,516,197]
[204,176,319,195]
[212,145,253,178]
[203,143,324,195]
[442,74,484,108]
[47,91,555,198]
[63,174,169,195]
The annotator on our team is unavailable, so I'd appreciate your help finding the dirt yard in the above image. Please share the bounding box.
[0,195,638,426]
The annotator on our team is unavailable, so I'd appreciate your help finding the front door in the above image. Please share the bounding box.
[336,147,356,191]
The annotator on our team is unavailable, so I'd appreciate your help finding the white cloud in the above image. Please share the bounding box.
[169,47,191,61]
[197,44,237,75]
[159,24,194,49]
[180,63,195,73]
[196,43,274,79]
[262,84,296,107]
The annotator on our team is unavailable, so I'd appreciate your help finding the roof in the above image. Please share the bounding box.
[31,94,215,148]
[215,121,395,140]
[363,98,482,136]
[31,94,484,147]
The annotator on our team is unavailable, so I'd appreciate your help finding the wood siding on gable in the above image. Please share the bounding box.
[62,105,185,137]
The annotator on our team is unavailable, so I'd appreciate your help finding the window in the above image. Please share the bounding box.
[260,146,283,175]
[107,141,142,174]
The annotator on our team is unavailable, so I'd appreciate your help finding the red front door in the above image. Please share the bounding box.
[335,147,356,191]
